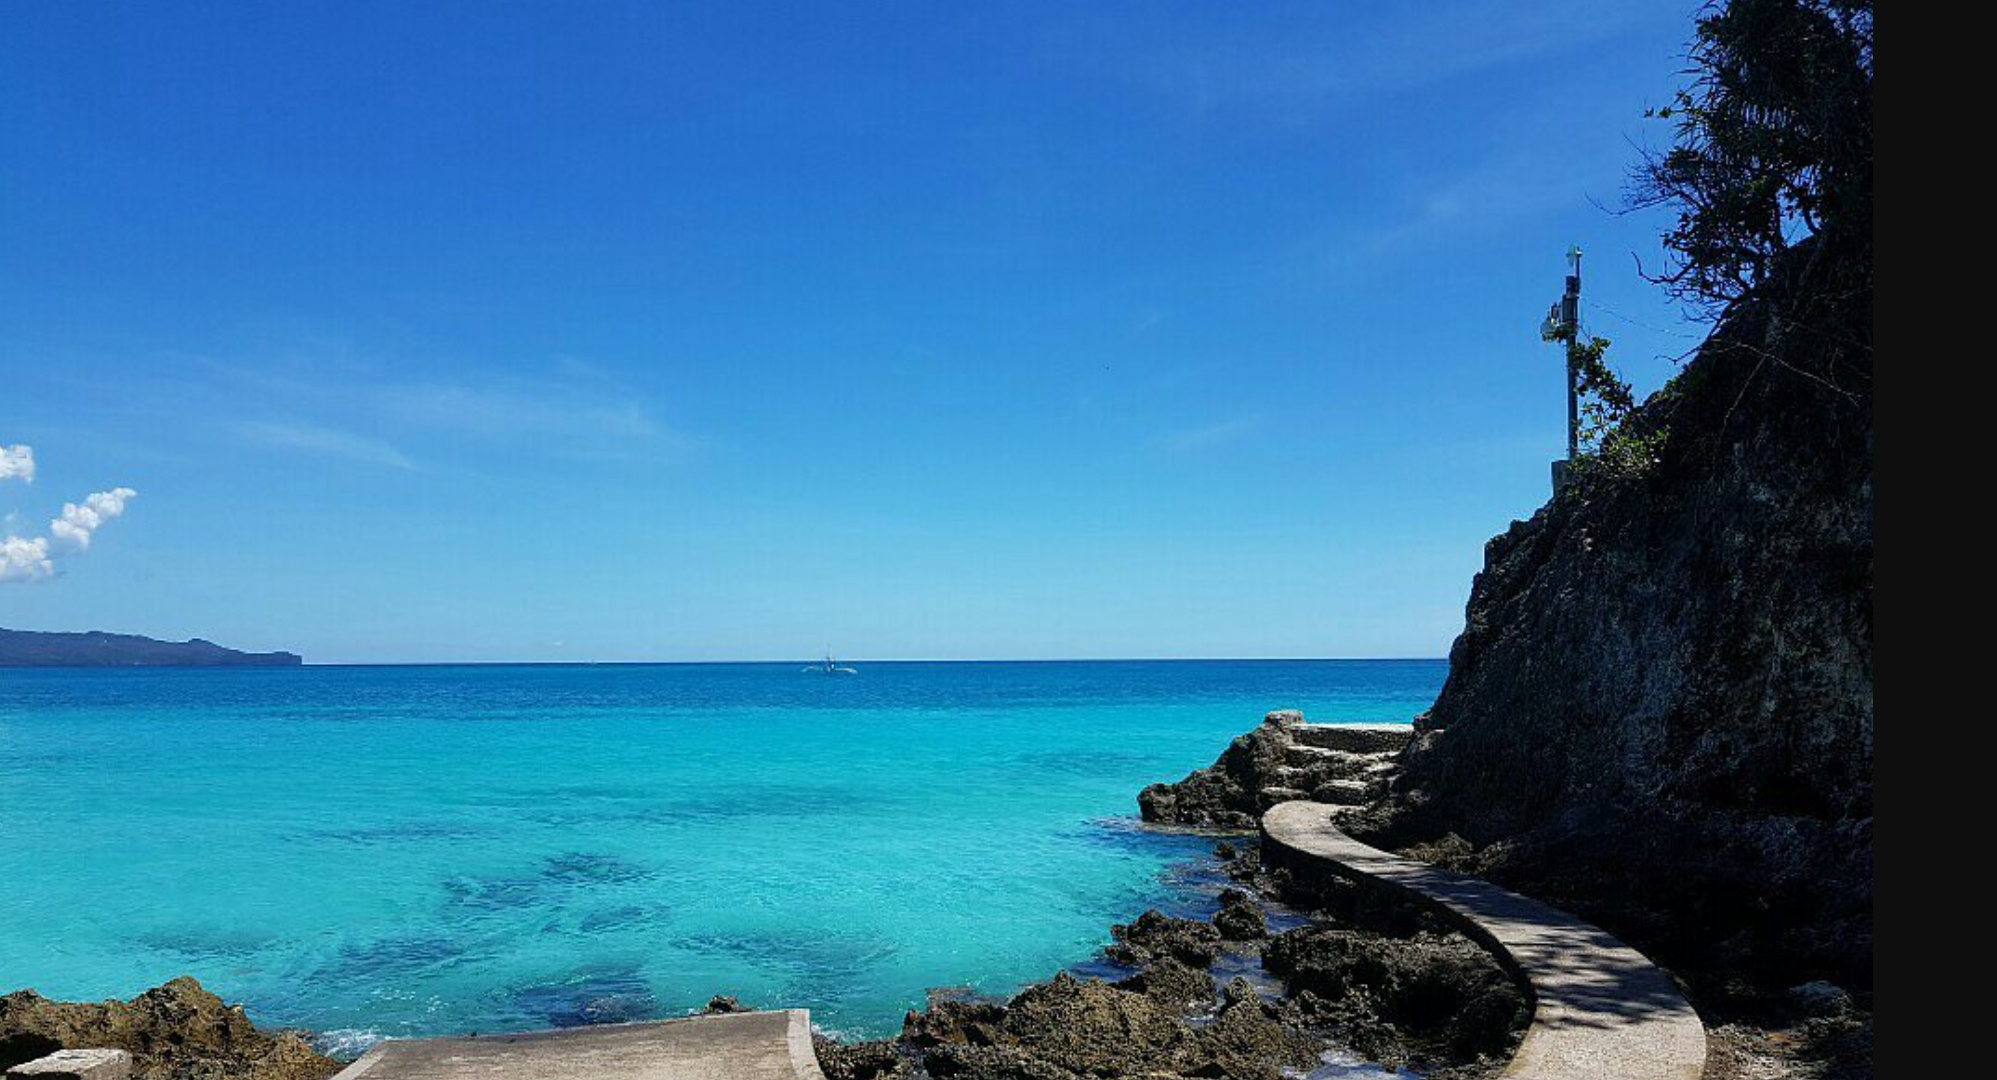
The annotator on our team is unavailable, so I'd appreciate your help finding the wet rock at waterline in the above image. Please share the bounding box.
[1265,926,1528,1070]
[1106,910,1223,969]
[0,979,338,1080]
[1213,889,1269,941]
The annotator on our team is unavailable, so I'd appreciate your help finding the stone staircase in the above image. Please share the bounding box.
[1252,712,1411,812]
[1138,711,1415,829]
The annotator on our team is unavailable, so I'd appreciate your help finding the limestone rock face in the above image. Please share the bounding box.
[1111,960,1216,1011]
[1105,911,1222,969]
[1264,927,1526,1069]
[0,979,338,1080]
[993,973,1187,1076]
[1175,985,1320,1080]
[901,995,1007,1050]
[1212,890,1268,942]
[1352,268,1873,1001]
[1137,715,1293,829]
[812,1036,911,1080]
[910,972,1318,1080]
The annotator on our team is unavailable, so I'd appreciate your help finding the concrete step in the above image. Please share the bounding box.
[1256,785,1310,811]
[1283,744,1364,764]
[1309,779,1370,806]
[1281,744,1382,779]
[1287,723,1413,755]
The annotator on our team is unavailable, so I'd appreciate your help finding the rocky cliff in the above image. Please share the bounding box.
[1349,255,1873,1005]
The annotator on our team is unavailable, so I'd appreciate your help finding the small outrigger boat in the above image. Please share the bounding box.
[803,655,858,674]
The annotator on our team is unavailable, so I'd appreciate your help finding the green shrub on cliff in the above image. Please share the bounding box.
[1566,336,1669,487]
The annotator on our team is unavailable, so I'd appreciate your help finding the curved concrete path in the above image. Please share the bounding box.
[329,1009,827,1080]
[1262,801,1706,1080]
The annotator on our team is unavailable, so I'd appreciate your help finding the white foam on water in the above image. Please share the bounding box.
[314,1028,385,1058]
[1284,1047,1420,1079]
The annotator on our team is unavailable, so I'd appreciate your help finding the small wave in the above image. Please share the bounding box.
[809,1020,861,1043]
[314,1028,384,1059]
[1283,1048,1419,1080]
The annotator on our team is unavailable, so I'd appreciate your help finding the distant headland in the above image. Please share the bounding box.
[0,628,301,667]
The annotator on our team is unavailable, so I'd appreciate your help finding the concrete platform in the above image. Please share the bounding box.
[329,1009,826,1080]
[1261,801,1706,1080]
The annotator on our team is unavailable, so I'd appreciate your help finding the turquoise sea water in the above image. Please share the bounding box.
[0,660,1443,1047]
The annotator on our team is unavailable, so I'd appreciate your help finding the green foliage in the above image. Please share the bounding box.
[1570,336,1632,451]
[1562,0,1874,491]
[1568,336,1666,484]
[1631,0,1872,314]
[1576,424,1669,485]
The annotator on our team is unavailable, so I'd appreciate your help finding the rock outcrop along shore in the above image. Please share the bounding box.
[0,978,338,1080]
[817,851,1528,1080]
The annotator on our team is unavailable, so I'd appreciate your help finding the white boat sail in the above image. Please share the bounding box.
[803,654,858,674]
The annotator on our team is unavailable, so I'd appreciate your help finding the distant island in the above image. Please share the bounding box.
[0,628,301,667]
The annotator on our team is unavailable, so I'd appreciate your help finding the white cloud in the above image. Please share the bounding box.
[0,444,33,483]
[235,420,415,469]
[2,445,138,582]
[50,487,138,551]
[1159,414,1264,453]
[381,380,667,447]
[1115,0,1674,121]
[0,534,53,582]
[200,361,681,468]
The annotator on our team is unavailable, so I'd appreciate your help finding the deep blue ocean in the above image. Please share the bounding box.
[0,660,1442,1051]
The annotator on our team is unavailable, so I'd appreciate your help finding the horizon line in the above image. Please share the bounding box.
[291,656,1450,668]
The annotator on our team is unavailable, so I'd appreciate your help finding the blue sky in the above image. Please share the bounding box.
[1,1,1709,663]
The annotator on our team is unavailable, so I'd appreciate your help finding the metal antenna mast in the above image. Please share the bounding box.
[1539,246,1582,488]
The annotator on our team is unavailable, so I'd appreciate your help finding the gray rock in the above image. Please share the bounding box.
[0,979,335,1080]
[1106,910,1222,968]
[814,1036,911,1080]
[1211,889,1267,942]
[1266,925,1528,1067]
[6,1049,130,1080]
[1113,959,1217,1010]
[1786,981,1853,1019]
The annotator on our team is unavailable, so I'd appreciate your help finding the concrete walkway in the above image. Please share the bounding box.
[328,1009,827,1080]
[1261,801,1707,1080]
